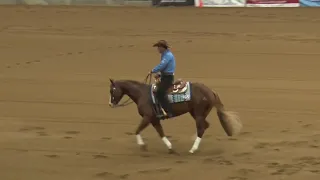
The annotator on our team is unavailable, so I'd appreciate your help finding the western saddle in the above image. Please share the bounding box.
[152,74,187,94]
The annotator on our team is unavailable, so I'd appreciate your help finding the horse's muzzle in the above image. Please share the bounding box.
[109,96,115,108]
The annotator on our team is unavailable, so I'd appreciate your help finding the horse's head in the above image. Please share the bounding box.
[109,78,124,108]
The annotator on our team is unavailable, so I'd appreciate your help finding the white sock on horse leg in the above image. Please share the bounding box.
[162,137,172,149]
[136,134,144,145]
[189,137,202,153]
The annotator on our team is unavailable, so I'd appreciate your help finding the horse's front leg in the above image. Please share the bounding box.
[151,119,177,154]
[135,116,151,151]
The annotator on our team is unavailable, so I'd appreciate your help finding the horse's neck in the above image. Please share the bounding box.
[120,81,144,104]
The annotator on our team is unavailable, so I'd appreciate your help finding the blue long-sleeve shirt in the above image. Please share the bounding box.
[151,50,176,74]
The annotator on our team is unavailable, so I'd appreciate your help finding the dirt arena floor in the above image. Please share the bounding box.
[1,5,320,180]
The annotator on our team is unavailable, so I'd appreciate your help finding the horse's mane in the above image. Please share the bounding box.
[118,79,149,87]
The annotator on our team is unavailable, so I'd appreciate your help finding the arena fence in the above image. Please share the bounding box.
[1,0,151,6]
[0,0,319,8]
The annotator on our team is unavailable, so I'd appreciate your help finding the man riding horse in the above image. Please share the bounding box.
[108,40,242,153]
[149,40,176,119]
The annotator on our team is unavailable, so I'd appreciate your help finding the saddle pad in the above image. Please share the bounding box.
[151,82,192,104]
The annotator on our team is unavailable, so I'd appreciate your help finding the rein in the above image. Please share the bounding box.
[112,74,152,107]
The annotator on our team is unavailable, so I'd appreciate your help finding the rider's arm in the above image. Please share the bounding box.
[151,56,170,73]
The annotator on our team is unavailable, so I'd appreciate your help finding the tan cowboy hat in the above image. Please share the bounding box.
[153,40,169,49]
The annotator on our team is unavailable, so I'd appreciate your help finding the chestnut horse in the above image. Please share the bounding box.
[108,75,242,154]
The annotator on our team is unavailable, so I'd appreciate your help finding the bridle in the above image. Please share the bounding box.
[110,73,152,108]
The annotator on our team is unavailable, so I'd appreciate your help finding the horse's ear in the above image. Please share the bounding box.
[109,78,115,86]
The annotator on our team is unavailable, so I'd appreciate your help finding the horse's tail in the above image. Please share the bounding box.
[201,85,243,136]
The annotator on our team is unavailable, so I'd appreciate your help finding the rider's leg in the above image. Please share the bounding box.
[158,75,174,117]
[156,82,167,116]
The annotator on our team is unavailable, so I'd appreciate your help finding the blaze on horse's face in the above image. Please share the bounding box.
[109,79,123,108]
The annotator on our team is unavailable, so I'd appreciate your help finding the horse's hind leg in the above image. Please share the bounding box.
[189,116,206,154]
[189,105,213,154]
[190,105,211,137]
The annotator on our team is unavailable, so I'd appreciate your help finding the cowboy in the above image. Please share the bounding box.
[149,40,176,118]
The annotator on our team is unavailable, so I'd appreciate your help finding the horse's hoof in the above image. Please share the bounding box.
[168,149,179,155]
[189,150,196,154]
[140,144,148,151]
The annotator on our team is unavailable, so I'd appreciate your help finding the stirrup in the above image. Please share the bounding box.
[160,108,173,119]
[161,108,167,116]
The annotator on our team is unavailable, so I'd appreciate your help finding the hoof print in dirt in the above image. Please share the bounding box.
[239,131,251,136]
[156,168,171,173]
[119,174,130,179]
[233,152,252,157]
[237,168,256,176]
[92,154,108,159]
[138,168,171,174]
[101,137,112,140]
[44,154,59,159]
[175,160,187,164]
[203,157,233,165]
[309,144,319,148]
[65,130,80,135]
[125,132,134,136]
[36,131,48,136]
[227,177,247,180]
[95,172,114,178]
[140,154,151,158]
[19,126,45,132]
[140,144,148,152]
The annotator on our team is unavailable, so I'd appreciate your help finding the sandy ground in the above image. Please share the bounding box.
[1,5,320,180]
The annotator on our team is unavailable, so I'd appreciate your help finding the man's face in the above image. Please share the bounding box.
[157,46,165,53]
